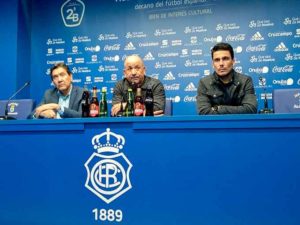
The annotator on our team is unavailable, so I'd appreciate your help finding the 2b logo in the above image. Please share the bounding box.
[61,0,85,27]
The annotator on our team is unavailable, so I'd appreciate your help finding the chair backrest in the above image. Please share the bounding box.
[273,89,300,113]
[164,99,173,116]
[0,99,35,119]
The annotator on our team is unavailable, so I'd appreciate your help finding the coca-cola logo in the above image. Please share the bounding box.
[104,44,120,51]
[184,95,197,102]
[272,65,294,73]
[226,34,246,42]
[246,44,267,52]
[164,84,180,91]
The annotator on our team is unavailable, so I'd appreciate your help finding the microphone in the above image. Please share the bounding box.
[0,81,31,120]
[258,77,273,114]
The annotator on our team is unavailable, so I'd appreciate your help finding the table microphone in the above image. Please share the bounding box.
[0,81,31,120]
[258,77,273,114]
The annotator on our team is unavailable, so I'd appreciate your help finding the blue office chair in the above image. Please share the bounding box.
[273,89,300,113]
[0,99,35,119]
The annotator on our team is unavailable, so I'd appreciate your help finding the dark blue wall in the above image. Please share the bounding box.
[0,0,31,100]
[0,1,18,99]
[16,0,31,98]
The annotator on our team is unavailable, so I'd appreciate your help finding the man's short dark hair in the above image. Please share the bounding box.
[211,42,234,59]
[50,63,71,79]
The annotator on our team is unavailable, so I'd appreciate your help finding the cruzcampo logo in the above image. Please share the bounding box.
[85,128,133,204]
[61,0,85,27]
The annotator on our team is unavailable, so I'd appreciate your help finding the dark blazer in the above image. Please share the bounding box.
[33,85,84,118]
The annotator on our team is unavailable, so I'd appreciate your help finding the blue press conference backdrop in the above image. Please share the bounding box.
[0,0,300,113]
[28,0,300,115]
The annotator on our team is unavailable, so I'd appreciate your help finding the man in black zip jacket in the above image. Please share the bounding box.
[196,42,257,115]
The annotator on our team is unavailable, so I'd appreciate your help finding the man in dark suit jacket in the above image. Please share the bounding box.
[32,63,84,118]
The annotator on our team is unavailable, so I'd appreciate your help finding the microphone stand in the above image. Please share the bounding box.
[259,86,274,114]
[0,82,30,120]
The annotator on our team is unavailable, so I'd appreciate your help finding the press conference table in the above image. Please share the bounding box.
[0,114,299,225]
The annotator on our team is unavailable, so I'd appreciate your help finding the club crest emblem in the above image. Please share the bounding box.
[84,128,133,204]
[8,103,17,113]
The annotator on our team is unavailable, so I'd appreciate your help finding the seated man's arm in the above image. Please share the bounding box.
[152,81,165,116]
[34,103,60,118]
[196,80,216,115]
[38,108,57,118]
[217,77,257,114]
[62,107,82,118]
[58,88,84,118]
[61,90,83,118]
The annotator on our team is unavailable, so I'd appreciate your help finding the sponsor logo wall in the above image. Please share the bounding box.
[31,0,300,115]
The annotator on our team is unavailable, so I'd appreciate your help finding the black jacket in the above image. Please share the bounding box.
[112,76,165,112]
[196,70,257,114]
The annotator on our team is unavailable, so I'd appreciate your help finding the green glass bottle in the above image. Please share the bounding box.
[126,88,134,117]
[99,87,108,117]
